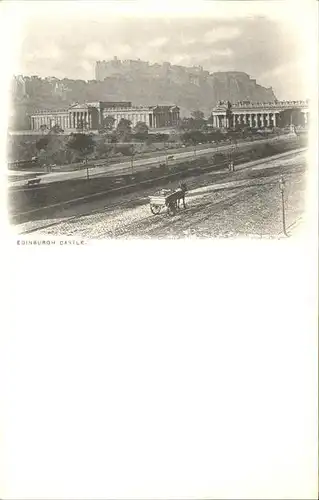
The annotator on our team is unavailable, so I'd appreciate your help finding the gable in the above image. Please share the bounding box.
[69,103,90,110]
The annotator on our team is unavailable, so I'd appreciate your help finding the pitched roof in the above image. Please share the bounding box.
[69,103,90,110]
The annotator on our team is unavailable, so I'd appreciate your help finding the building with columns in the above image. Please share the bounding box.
[30,101,180,132]
[211,100,309,129]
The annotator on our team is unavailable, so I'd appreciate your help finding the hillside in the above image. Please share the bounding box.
[10,62,276,129]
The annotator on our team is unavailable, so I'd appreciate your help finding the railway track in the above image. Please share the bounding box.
[16,149,306,238]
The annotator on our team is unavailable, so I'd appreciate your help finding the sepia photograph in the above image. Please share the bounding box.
[1,2,318,500]
[5,0,315,240]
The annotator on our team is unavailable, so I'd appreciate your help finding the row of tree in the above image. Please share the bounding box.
[37,106,305,141]
[38,117,149,142]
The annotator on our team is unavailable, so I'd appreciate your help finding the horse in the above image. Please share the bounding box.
[173,182,188,210]
[173,182,187,209]
[164,183,188,215]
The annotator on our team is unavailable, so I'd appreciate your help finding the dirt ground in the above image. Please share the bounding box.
[16,150,307,239]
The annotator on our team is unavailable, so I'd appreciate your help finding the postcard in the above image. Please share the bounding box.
[1,1,318,499]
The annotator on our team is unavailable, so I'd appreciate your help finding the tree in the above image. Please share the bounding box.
[49,123,64,134]
[191,110,205,121]
[225,101,233,129]
[133,121,149,140]
[134,121,148,135]
[179,113,207,132]
[181,130,206,145]
[101,115,116,133]
[95,137,113,159]
[39,124,49,135]
[206,130,224,143]
[116,118,132,141]
[67,133,95,163]
[35,136,50,152]
[35,135,50,168]
[35,134,64,168]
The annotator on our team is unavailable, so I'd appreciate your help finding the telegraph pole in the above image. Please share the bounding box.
[85,157,89,180]
[131,146,135,174]
[279,176,287,236]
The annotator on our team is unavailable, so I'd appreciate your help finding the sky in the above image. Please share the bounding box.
[4,0,317,100]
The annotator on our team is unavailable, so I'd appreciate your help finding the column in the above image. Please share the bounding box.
[214,115,218,128]
[251,114,256,128]
[273,113,278,127]
[304,112,308,125]
[223,114,227,128]
[269,113,273,127]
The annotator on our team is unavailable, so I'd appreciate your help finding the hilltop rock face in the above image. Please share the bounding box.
[10,63,276,129]
[208,72,275,104]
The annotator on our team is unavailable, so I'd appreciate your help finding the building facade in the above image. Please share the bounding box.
[30,101,180,132]
[211,100,309,129]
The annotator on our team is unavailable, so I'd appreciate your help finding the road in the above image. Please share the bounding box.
[16,149,306,239]
[8,134,295,188]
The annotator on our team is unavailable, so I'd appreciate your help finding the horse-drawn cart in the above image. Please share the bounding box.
[149,184,187,216]
[149,189,177,216]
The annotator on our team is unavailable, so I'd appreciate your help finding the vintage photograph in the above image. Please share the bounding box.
[7,1,311,239]
[1,3,318,500]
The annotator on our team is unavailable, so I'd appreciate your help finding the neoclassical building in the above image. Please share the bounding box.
[30,101,180,131]
[211,100,309,129]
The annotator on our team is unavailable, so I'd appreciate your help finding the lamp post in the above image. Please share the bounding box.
[131,149,135,175]
[84,156,90,180]
[279,175,287,236]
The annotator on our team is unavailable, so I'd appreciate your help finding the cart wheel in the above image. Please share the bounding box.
[150,204,161,215]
